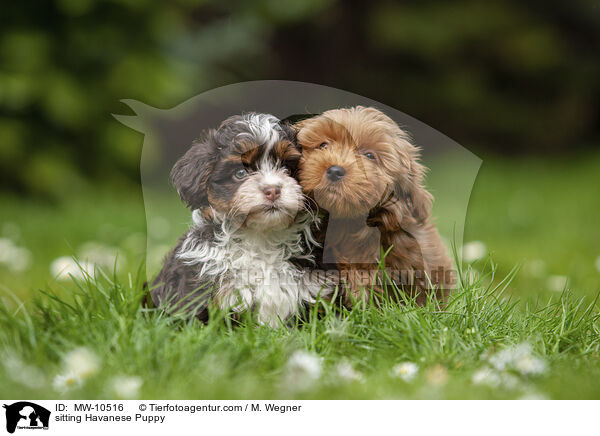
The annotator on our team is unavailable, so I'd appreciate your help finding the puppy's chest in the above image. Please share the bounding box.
[211,238,310,327]
[223,238,300,289]
[186,234,302,298]
[179,226,324,326]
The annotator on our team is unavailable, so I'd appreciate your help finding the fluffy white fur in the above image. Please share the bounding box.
[236,113,281,154]
[178,210,328,327]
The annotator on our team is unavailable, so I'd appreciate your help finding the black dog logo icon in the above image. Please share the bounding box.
[3,402,50,434]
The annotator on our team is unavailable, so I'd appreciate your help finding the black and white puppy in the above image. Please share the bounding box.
[151,113,328,327]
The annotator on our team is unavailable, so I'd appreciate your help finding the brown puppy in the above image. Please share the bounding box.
[296,106,454,305]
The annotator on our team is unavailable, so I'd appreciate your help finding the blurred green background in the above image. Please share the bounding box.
[2,0,599,197]
[0,0,599,300]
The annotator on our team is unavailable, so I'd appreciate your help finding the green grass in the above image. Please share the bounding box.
[1,261,600,399]
[1,151,599,399]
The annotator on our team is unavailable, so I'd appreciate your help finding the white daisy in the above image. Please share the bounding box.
[78,241,125,270]
[284,350,322,390]
[518,391,549,400]
[64,347,100,379]
[499,372,521,390]
[425,364,448,386]
[50,257,95,280]
[462,241,487,263]
[3,354,46,389]
[335,360,364,383]
[514,354,547,376]
[110,375,143,399]
[546,275,568,292]
[489,343,530,371]
[53,371,83,392]
[6,247,31,273]
[472,367,521,390]
[472,367,501,388]
[0,238,32,273]
[487,343,547,376]
[391,362,419,382]
[0,238,16,263]
[489,348,515,371]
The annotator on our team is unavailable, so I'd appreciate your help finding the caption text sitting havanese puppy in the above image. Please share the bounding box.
[151,113,330,327]
[296,106,454,305]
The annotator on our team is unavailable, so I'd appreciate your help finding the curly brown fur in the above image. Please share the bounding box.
[296,106,454,305]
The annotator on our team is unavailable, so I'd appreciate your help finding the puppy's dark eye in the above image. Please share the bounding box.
[364,151,376,160]
[233,168,248,180]
[319,142,329,149]
[281,165,290,175]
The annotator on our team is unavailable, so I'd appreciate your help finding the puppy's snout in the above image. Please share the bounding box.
[263,186,281,202]
[326,165,346,182]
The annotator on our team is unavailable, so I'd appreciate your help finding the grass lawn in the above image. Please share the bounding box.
[1,151,599,399]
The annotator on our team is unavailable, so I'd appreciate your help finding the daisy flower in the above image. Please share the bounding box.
[283,350,322,391]
[64,347,100,379]
[53,371,83,392]
[391,362,419,382]
[50,257,95,280]
[110,375,143,399]
[462,241,487,263]
[546,275,568,293]
[335,360,364,383]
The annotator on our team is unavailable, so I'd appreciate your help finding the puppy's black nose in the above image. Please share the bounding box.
[326,165,346,182]
[263,186,281,202]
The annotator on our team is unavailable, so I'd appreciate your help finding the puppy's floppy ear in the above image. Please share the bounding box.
[392,139,433,224]
[171,130,217,210]
[381,124,432,224]
[396,154,432,223]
